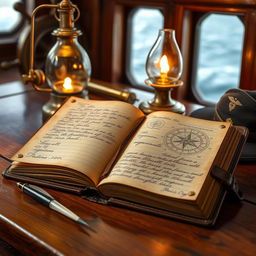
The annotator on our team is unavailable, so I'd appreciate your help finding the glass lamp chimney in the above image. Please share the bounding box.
[45,36,91,94]
[45,0,91,95]
[146,29,183,86]
[139,28,185,114]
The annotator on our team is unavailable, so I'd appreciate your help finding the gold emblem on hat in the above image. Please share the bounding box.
[228,96,242,111]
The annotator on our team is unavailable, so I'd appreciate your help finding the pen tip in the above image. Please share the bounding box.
[77,218,96,232]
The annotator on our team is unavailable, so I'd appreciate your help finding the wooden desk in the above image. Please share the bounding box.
[0,81,255,256]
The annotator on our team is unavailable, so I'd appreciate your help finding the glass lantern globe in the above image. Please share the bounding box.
[139,28,185,114]
[146,29,183,86]
[45,36,91,95]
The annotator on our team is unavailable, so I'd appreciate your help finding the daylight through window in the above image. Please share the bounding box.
[0,0,23,34]
[193,14,244,103]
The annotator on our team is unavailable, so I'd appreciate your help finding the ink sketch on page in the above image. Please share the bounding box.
[100,111,230,200]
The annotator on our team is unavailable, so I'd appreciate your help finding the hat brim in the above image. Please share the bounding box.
[190,107,256,162]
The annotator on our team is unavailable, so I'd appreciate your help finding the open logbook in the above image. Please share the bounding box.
[3,97,248,225]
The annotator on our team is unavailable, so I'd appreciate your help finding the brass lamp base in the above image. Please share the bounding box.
[42,90,88,121]
[139,79,185,115]
[139,98,185,115]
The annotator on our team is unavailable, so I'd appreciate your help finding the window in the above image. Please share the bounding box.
[0,0,24,35]
[193,13,244,103]
[127,8,164,86]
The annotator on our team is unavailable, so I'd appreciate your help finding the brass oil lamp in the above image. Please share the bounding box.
[139,29,185,114]
[22,0,91,121]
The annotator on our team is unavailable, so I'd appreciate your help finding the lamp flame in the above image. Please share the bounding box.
[63,77,72,90]
[160,55,169,74]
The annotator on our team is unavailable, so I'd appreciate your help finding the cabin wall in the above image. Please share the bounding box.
[1,0,255,104]
[76,0,256,103]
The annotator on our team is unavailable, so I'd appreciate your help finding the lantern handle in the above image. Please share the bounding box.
[22,3,58,91]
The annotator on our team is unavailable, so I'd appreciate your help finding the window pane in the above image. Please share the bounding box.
[128,8,164,85]
[0,0,22,33]
[194,14,244,103]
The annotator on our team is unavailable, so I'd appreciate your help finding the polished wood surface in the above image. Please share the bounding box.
[0,81,256,256]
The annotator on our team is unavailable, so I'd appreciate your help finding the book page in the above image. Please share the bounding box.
[12,97,144,185]
[99,111,230,200]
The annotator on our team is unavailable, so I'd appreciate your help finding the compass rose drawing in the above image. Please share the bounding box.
[164,128,210,154]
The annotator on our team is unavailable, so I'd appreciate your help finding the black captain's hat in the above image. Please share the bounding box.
[190,88,256,162]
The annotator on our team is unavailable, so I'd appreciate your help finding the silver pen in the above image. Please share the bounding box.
[17,182,94,231]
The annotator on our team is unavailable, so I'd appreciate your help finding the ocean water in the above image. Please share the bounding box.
[196,14,244,103]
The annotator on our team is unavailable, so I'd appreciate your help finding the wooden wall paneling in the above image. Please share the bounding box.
[173,0,256,7]
[112,5,126,83]
[125,6,140,87]
[174,4,246,13]
[0,43,16,62]
[75,0,101,79]
[120,6,136,84]
[184,10,211,103]
[239,10,256,90]
[114,0,166,8]
[173,4,192,101]
[162,2,181,100]
[95,0,256,6]
[100,0,117,81]
[162,2,175,29]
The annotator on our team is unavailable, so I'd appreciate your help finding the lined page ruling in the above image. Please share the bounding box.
[12,97,144,184]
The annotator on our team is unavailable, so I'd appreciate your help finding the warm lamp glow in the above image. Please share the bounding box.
[139,29,185,114]
[160,55,169,74]
[63,77,73,91]
[53,77,84,94]
[22,0,91,121]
